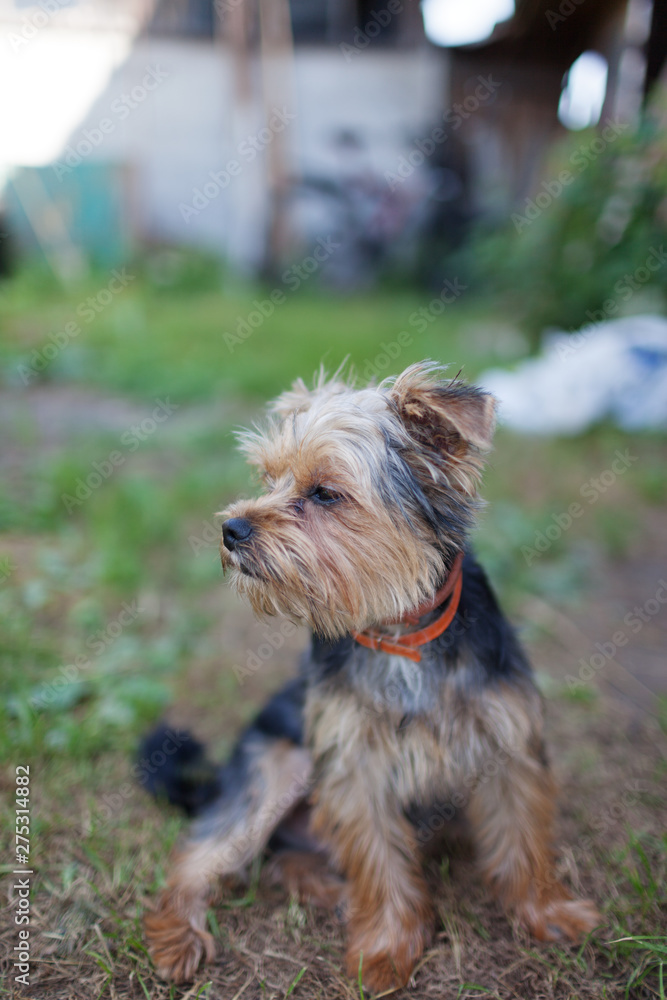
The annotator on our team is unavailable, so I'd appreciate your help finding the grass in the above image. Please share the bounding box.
[0,260,666,998]
[602,833,667,998]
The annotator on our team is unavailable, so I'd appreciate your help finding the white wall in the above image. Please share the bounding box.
[2,27,448,269]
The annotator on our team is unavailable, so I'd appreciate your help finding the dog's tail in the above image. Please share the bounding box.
[137,723,221,817]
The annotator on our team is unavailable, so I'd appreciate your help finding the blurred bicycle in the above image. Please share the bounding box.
[281,131,471,290]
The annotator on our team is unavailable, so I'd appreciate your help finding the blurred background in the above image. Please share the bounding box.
[1,1,666,998]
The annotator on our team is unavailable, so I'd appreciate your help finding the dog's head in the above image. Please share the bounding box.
[219,362,495,639]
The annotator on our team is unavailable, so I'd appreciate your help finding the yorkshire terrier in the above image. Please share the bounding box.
[143,362,600,991]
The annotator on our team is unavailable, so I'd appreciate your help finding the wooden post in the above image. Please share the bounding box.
[258,0,297,278]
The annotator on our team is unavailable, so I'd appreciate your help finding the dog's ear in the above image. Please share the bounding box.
[387,362,496,493]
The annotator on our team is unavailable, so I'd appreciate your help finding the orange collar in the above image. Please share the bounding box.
[352,552,464,663]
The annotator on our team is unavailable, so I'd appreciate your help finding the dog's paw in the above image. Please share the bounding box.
[266,851,346,909]
[346,948,411,993]
[144,891,216,983]
[541,897,602,941]
[345,917,429,993]
[520,893,602,943]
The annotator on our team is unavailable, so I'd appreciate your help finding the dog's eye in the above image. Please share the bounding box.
[310,486,339,505]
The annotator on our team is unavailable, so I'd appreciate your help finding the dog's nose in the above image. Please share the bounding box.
[222,517,253,551]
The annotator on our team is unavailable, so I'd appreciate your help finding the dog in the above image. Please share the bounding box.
[143,362,600,991]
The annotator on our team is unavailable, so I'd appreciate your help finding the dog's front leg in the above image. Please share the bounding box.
[468,741,601,942]
[311,769,433,992]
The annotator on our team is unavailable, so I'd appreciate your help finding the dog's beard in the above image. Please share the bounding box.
[220,529,448,641]
[229,569,356,639]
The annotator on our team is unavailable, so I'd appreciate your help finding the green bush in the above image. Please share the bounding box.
[453,98,667,343]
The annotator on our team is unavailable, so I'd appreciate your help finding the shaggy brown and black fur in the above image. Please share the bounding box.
[142,363,600,991]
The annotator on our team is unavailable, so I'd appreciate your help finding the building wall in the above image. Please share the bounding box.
[46,37,448,269]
